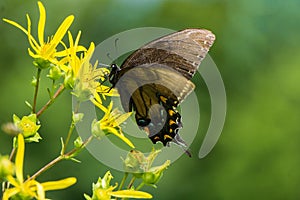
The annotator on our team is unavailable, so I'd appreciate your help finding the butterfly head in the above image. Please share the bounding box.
[108,64,121,86]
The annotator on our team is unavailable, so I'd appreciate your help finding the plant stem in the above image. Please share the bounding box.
[136,182,145,191]
[127,176,136,189]
[62,121,75,154]
[27,135,93,181]
[36,84,65,117]
[8,147,16,161]
[118,172,128,190]
[33,68,42,113]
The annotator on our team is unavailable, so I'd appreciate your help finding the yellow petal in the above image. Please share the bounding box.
[41,177,77,191]
[54,48,70,58]
[2,187,20,200]
[6,175,19,187]
[37,1,46,46]
[26,14,40,54]
[114,112,132,126]
[91,97,107,113]
[3,18,28,34]
[3,17,39,51]
[16,134,25,183]
[28,48,40,58]
[36,181,46,200]
[74,31,82,47]
[48,15,74,52]
[67,31,74,50]
[110,190,152,199]
[104,127,135,148]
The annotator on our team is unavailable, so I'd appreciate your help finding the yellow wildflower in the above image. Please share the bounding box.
[84,171,152,200]
[91,101,135,148]
[71,42,118,101]
[3,1,77,69]
[2,134,76,200]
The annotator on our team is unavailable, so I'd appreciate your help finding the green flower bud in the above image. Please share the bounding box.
[33,57,51,69]
[64,73,75,89]
[91,119,105,139]
[142,160,170,186]
[123,150,146,176]
[74,137,83,148]
[47,65,62,80]
[100,171,113,189]
[72,112,84,124]
[0,155,15,179]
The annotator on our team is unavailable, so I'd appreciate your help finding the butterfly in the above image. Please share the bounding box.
[108,29,215,155]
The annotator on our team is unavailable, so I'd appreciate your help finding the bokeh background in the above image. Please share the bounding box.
[1,0,300,199]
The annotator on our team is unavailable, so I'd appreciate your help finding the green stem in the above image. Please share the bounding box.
[62,100,81,154]
[27,135,93,181]
[127,176,136,189]
[62,121,75,154]
[8,147,16,161]
[33,68,42,113]
[73,100,81,114]
[136,182,145,191]
[118,172,128,190]
[36,84,65,117]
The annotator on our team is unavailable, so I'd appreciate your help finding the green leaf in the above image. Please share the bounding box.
[24,132,42,143]
[25,101,33,110]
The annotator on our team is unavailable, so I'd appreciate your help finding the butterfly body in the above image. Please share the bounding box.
[109,29,215,148]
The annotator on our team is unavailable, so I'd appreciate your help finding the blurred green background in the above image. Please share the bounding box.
[1,0,300,199]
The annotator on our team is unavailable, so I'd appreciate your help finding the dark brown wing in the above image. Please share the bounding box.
[114,64,195,114]
[120,29,215,80]
[111,29,215,147]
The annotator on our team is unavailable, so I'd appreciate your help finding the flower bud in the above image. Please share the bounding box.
[123,150,146,176]
[142,160,170,186]
[33,57,51,69]
[72,112,84,124]
[47,65,63,80]
[74,137,83,148]
[64,72,75,89]
[91,120,105,139]
[0,155,15,179]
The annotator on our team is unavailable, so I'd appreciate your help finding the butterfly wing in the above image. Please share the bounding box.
[120,29,215,79]
[111,29,215,147]
[114,64,194,145]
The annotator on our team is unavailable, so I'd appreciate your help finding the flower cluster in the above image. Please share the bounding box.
[123,149,171,188]
[1,1,139,199]
[84,171,152,200]
[2,134,77,200]
[3,1,132,146]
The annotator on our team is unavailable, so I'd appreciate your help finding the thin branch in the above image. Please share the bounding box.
[127,176,136,189]
[118,172,128,190]
[27,135,93,181]
[33,68,42,113]
[36,84,65,117]
[62,122,75,154]
[8,147,16,161]
[136,182,145,191]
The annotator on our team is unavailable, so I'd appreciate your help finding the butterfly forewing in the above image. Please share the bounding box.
[121,29,215,79]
